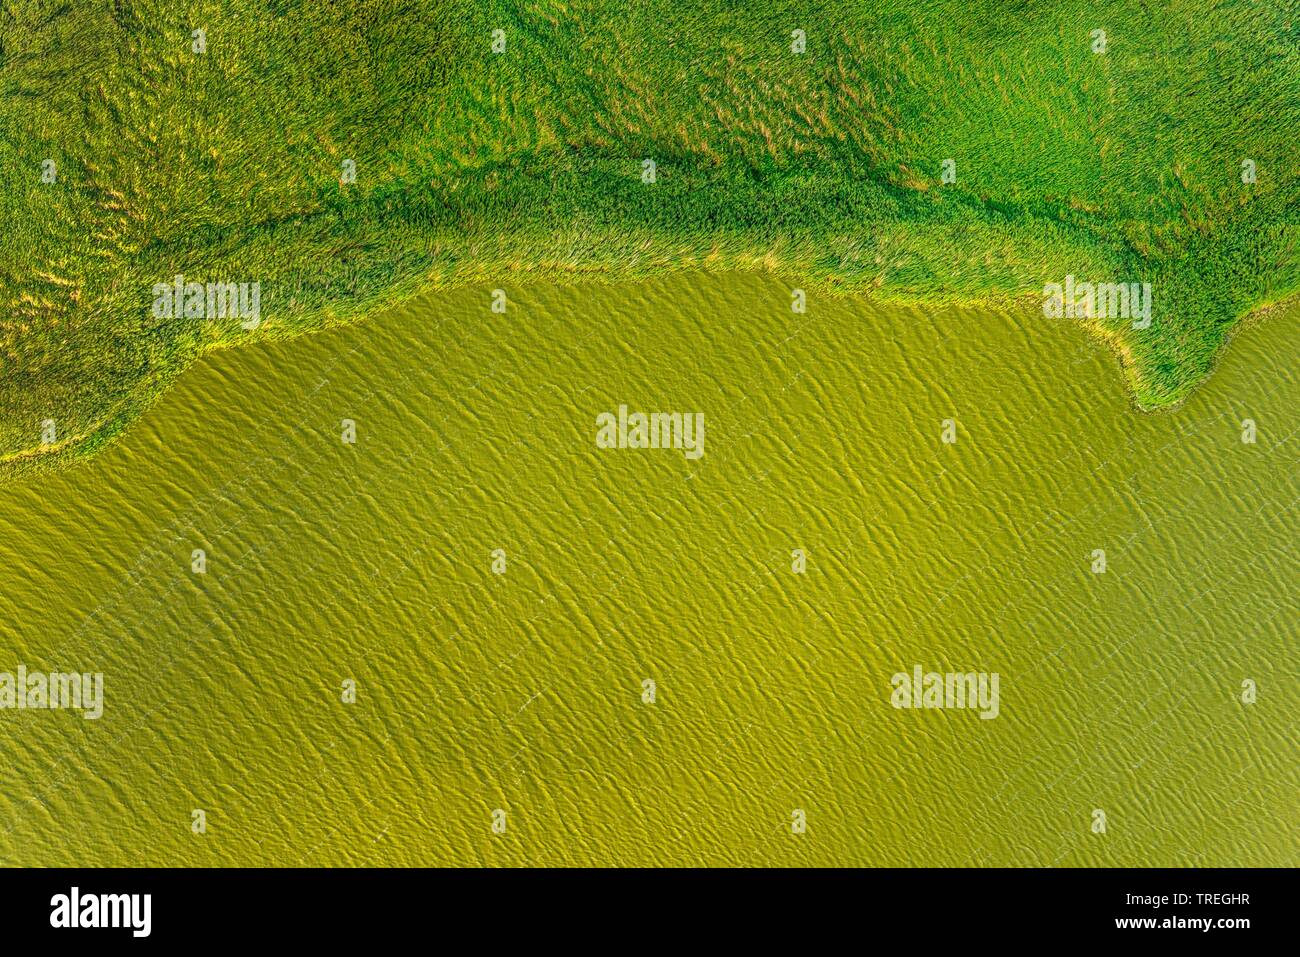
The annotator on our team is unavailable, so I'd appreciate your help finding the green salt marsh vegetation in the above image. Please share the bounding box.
[2,0,1298,474]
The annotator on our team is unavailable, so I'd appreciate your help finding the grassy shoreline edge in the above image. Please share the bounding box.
[2,267,1293,484]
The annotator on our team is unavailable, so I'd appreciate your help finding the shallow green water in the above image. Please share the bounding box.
[0,273,1294,866]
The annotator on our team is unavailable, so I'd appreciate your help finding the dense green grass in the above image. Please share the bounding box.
[2,0,1298,474]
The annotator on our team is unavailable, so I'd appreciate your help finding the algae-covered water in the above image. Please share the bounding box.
[0,273,1294,866]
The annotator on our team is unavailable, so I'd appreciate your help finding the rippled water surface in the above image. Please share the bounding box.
[0,273,1294,865]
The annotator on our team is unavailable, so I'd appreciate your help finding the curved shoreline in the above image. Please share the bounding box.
[3,266,1293,483]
